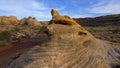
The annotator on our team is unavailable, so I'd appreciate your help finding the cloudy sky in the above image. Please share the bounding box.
[0,0,120,21]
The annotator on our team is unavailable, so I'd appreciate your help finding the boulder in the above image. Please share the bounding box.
[11,32,26,42]
[19,17,27,25]
[8,9,120,68]
[0,16,19,25]
[20,16,41,26]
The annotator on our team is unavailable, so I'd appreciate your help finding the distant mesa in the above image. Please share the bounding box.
[73,14,120,26]
[20,16,41,26]
[0,16,19,25]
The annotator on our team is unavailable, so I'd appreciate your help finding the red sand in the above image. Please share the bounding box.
[0,34,48,68]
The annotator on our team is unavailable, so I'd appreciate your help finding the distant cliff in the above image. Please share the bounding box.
[73,14,120,26]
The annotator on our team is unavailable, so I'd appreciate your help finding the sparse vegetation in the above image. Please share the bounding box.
[85,26,120,43]
[39,26,46,33]
[12,26,20,32]
[0,41,6,47]
[0,31,11,41]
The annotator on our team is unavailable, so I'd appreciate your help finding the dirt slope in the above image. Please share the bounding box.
[0,34,47,68]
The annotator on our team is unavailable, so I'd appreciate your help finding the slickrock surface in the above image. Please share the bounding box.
[20,16,41,26]
[0,16,19,25]
[8,9,120,68]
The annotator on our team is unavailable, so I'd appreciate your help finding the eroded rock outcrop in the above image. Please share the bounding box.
[49,9,79,25]
[0,16,19,25]
[8,9,120,68]
[20,16,41,26]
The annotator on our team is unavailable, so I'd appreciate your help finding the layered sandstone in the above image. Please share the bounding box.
[8,9,120,68]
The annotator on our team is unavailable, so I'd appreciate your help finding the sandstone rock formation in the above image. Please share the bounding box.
[0,16,19,25]
[49,9,79,25]
[8,9,120,68]
[20,16,41,26]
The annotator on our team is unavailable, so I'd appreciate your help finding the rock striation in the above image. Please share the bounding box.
[0,16,19,25]
[20,16,41,26]
[8,9,120,68]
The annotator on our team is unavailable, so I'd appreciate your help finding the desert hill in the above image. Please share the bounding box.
[73,14,120,43]
[73,14,120,26]
[8,9,120,68]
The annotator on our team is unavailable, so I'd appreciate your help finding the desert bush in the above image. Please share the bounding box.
[0,41,6,47]
[0,31,11,41]
[13,27,20,32]
[39,26,46,33]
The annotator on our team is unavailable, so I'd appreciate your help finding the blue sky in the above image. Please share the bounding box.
[0,0,120,21]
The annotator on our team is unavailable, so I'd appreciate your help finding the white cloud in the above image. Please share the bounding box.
[89,0,120,14]
[70,14,93,18]
[0,0,65,21]
[71,0,81,7]
[55,6,66,11]
[0,0,46,12]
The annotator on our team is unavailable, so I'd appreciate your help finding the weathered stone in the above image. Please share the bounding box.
[20,16,41,26]
[49,9,80,26]
[0,16,19,25]
[8,9,120,68]
[11,32,26,42]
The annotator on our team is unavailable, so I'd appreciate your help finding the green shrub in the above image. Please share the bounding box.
[39,26,46,33]
[13,27,20,32]
[0,31,11,41]
[0,41,6,47]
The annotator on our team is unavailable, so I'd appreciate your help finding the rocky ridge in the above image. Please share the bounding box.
[20,16,41,26]
[0,16,19,25]
[0,16,41,26]
[74,14,120,26]
[8,9,120,68]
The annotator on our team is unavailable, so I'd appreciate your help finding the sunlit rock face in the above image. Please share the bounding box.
[20,16,41,26]
[0,16,19,25]
[49,9,80,26]
[8,9,120,68]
